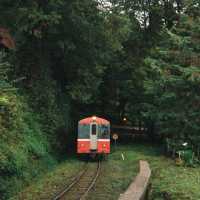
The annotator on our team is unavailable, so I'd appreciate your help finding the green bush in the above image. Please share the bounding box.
[0,61,59,199]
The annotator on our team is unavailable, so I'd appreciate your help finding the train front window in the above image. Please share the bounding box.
[78,124,90,138]
[100,125,110,139]
[92,124,97,135]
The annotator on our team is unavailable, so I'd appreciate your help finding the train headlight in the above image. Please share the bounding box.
[103,144,106,148]
[81,143,84,147]
[92,116,97,121]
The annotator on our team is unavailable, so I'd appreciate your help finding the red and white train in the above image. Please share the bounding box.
[77,116,110,155]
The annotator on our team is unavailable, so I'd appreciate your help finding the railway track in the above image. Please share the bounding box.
[53,161,101,200]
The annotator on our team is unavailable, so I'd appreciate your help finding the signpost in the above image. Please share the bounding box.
[112,133,118,150]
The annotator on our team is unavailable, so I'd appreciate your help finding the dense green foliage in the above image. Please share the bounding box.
[0,53,59,198]
[143,8,200,159]
[0,0,199,198]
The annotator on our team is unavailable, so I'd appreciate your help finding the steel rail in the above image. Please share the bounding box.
[80,160,101,200]
[53,162,89,200]
[53,160,101,200]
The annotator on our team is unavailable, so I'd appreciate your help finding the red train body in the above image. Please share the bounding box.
[77,116,110,154]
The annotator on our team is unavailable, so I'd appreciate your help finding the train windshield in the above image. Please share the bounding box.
[99,124,110,139]
[78,124,90,138]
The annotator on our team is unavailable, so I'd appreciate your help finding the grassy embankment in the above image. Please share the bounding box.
[10,157,85,200]
[11,144,200,200]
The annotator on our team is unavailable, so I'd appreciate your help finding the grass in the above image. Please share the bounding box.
[10,156,85,200]
[10,143,200,200]
[87,143,200,200]
[87,146,139,200]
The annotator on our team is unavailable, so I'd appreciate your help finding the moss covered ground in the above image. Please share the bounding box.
[10,144,200,200]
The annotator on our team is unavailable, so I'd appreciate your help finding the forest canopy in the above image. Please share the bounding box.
[0,0,199,199]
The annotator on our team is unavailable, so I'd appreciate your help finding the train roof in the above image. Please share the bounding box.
[79,116,110,125]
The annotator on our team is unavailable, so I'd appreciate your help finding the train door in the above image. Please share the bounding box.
[90,123,98,150]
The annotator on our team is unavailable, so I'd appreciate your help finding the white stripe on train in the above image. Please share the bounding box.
[77,139,110,142]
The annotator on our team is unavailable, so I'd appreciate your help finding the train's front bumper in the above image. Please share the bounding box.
[77,139,110,154]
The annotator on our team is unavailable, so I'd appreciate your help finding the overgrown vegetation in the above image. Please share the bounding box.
[143,11,200,161]
[11,144,200,200]
[0,53,57,199]
[88,144,200,200]
[10,157,85,200]
[0,0,199,199]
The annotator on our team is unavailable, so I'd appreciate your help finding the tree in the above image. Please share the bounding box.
[143,5,200,154]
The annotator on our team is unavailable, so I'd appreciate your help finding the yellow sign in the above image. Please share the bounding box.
[112,133,118,140]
